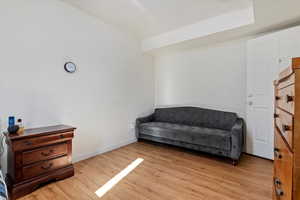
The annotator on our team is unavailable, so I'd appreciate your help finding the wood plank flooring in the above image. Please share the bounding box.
[20,142,273,200]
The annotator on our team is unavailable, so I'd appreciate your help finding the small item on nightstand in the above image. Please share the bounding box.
[7,116,19,134]
[16,119,24,135]
[8,116,15,127]
[7,126,19,134]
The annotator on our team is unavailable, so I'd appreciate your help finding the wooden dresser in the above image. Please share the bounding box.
[274,57,300,200]
[5,125,76,200]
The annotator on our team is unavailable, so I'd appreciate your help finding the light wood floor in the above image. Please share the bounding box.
[20,142,273,200]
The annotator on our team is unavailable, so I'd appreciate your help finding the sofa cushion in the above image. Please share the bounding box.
[154,107,237,131]
[139,122,231,151]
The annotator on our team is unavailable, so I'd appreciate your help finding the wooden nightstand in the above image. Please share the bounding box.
[5,125,76,200]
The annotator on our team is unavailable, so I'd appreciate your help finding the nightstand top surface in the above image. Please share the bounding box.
[5,124,76,140]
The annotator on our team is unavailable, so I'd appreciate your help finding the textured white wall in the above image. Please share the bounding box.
[0,0,154,164]
[154,40,247,118]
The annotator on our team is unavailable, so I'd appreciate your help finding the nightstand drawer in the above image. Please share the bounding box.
[22,156,69,180]
[13,132,73,151]
[22,143,68,165]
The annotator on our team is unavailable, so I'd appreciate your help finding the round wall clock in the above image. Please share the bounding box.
[64,62,77,73]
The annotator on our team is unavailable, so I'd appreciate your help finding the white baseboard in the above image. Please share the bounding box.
[73,138,138,163]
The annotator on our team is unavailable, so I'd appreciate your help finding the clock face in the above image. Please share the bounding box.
[64,62,76,73]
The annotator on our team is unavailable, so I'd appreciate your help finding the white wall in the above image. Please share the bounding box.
[0,0,154,164]
[154,40,247,118]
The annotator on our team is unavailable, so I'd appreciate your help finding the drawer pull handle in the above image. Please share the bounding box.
[274,148,282,159]
[286,95,294,103]
[274,178,281,186]
[60,135,65,139]
[274,114,279,118]
[24,141,33,146]
[41,150,54,157]
[41,163,53,170]
[275,96,280,100]
[282,125,290,132]
[276,188,284,196]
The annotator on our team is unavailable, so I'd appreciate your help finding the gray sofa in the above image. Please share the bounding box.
[136,107,244,165]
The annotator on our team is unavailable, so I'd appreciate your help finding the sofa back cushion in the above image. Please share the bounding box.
[154,107,237,131]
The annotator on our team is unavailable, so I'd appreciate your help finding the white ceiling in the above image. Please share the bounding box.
[62,0,252,39]
[62,0,300,52]
[160,0,300,52]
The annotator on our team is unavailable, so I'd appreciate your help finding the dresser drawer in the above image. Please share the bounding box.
[276,84,295,114]
[278,74,295,90]
[274,128,293,200]
[275,108,293,150]
[22,143,68,165]
[13,132,73,151]
[22,156,69,180]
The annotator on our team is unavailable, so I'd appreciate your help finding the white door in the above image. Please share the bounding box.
[246,34,280,159]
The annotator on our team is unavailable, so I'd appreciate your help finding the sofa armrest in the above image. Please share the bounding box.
[135,113,154,138]
[230,118,244,160]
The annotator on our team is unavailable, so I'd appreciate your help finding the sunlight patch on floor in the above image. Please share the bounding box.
[95,158,144,198]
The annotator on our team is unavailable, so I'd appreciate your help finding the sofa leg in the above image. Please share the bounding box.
[232,159,238,166]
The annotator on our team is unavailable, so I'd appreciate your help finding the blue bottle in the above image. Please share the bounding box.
[8,116,15,127]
